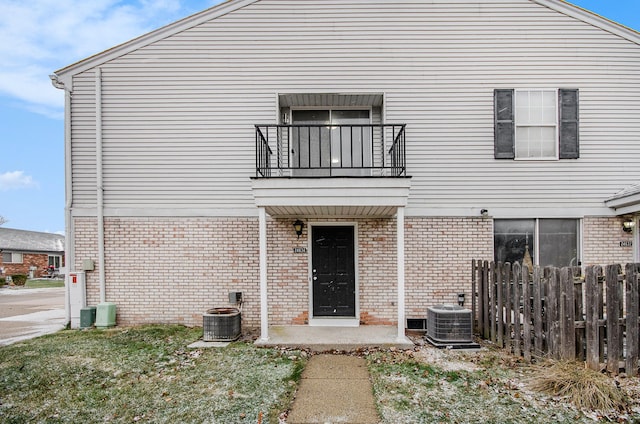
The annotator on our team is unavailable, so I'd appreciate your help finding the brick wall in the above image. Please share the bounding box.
[0,253,51,278]
[74,217,260,327]
[582,216,634,266]
[71,214,635,329]
[405,216,494,319]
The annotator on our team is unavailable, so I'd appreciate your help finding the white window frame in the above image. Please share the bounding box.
[48,255,62,269]
[494,218,581,267]
[514,89,559,161]
[2,252,23,264]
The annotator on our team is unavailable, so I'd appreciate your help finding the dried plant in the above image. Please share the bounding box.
[528,361,627,412]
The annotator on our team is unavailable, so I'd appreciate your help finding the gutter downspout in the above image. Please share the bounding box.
[96,68,106,303]
[50,73,73,326]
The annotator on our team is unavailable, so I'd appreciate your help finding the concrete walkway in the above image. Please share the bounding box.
[287,354,380,424]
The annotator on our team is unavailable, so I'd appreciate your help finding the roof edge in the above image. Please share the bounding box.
[533,0,640,46]
[52,0,640,83]
[53,0,259,81]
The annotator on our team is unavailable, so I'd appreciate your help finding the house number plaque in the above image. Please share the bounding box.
[620,241,633,247]
[293,247,307,253]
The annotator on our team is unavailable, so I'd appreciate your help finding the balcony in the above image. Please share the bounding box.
[255,124,407,178]
[251,123,410,218]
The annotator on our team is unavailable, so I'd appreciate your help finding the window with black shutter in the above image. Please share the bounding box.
[494,88,579,160]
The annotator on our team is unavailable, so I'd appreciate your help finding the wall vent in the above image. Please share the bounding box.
[426,305,472,343]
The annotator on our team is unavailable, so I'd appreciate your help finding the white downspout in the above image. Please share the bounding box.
[50,74,73,326]
[96,68,106,303]
[397,206,406,341]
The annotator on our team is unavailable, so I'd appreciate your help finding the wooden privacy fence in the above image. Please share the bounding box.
[472,260,640,376]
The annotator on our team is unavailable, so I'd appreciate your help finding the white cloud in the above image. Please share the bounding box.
[0,171,39,191]
[0,0,217,118]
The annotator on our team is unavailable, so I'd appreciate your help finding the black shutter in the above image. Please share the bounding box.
[559,89,579,159]
[494,89,515,159]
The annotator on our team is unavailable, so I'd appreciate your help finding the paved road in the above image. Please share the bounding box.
[0,287,66,346]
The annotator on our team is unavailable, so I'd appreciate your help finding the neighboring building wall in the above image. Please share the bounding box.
[405,217,494,319]
[582,216,634,266]
[0,253,50,277]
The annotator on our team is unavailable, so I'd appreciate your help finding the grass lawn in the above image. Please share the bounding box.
[0,326,304,423]
[25,279,65,289]
[1,326,637,423]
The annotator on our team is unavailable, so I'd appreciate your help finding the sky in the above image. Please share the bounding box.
[0,0,639,235]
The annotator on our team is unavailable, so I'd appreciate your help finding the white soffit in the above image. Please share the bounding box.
[251,177,411,217]
[605,183,640,215]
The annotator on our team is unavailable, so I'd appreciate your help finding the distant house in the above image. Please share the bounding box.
[51,0,639,339]
[0,228,65,279]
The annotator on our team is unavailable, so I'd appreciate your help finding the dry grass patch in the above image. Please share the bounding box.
[528,361,628,412]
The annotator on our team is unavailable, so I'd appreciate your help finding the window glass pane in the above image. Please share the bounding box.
[539,219,578,267]
[494,219,535,265]
[2,252,11,262]
[13,253,22,263]
[539,127,557,157]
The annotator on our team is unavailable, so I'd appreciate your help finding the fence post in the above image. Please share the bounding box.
[482,261,490,340]
[560,267,576,360]
[472,259,477,333]
[585,265,602,371]
[532,266,544,356]
[504,262,512,353]
[522,264,532,362]
[496,262,504,348]
[606,264,622,374]
[625,263,639,377]
[490,261,497,343]
[512,262,522,357]
[573,268,585,361]
[547,267,560,359]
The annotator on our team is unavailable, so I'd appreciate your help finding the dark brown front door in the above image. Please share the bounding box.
[312,226,356,317]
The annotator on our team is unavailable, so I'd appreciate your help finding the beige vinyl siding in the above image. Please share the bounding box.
[70,74,97,207]
[69,0,640,215]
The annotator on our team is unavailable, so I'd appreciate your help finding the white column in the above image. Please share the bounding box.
[259,207,269,341]
[397,206,406,341]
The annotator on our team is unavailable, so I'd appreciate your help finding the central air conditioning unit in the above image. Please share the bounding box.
[203,308,241,342]
[426,305,473,344]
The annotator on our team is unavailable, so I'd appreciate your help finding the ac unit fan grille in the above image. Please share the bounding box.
[426,305,472,343]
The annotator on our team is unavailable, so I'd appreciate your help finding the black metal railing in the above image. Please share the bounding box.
[255,124,406,177]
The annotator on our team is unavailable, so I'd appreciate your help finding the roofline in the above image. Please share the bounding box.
[52,0,640,84]
[53,0,259,84]
[533,0,640,46]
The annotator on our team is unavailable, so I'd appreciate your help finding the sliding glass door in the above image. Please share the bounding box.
[291,109,371,176]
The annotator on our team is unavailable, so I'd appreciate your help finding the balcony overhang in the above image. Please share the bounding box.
[251,177,411,218]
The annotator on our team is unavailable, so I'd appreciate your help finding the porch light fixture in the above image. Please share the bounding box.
[480,209,488,217]
[457,293,465,307]
[623,219,635,233]
[293,219,304,238]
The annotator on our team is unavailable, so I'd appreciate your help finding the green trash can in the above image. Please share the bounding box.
[95,302,116,329]
[80,306,97,329]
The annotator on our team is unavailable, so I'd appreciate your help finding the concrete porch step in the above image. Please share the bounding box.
[254,325,414,352]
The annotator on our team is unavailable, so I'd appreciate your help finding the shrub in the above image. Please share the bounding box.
[11,274,27,286]
[0,277,5,285]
